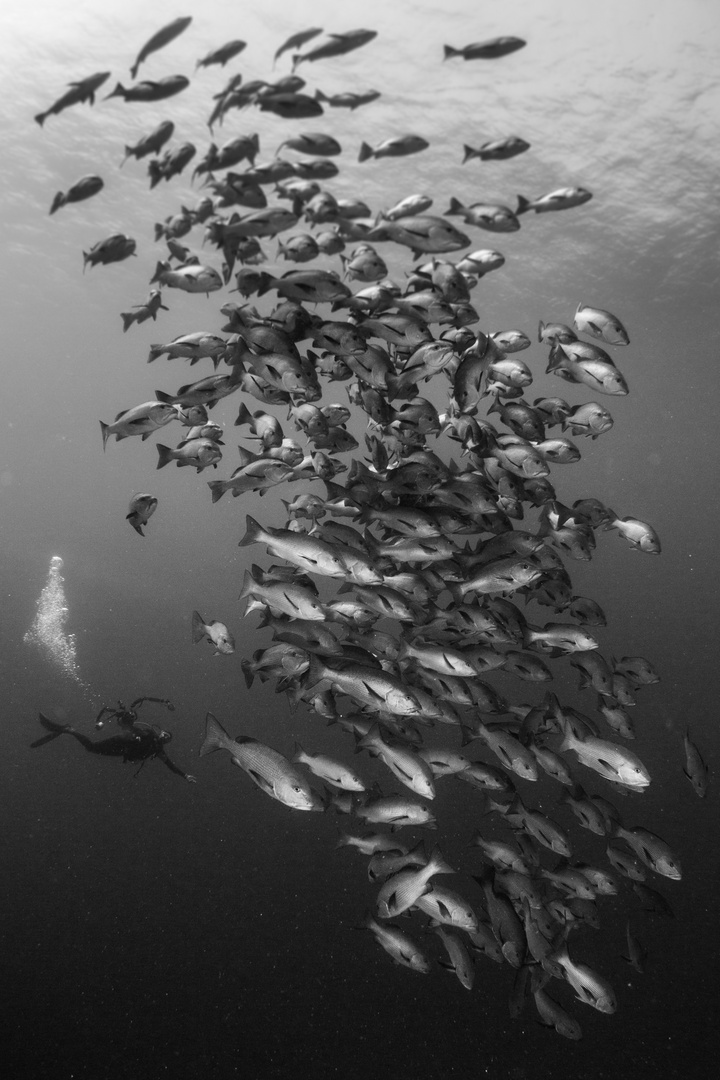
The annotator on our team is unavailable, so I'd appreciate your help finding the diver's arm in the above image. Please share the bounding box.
[130,696,175,712]
[157,748,196,782]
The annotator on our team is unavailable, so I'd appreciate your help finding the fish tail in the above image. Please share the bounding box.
[427,846,455,876]
[199,712,232,757]
[99,421,111,451]
[120,312,135,333]
[238,514,264,548]
[207,480,226,502]
[516,194,531,215]
[151,260,169,285]
[126,514,145,536]
[147,345,162,362]
[443,45,460,60]
[238,567,257,601]
[234,401,253,427]
[130,63,139,80]
[255,272,273,297]
[461,145,477,165]
[49,192,65,215]
[34,111,47,127]
[104,82,125,100]
[241,660,255,688]
[30,713,72,748]
[444,197,462,216]
[358,142,374,163]
[314,89,326,102]
[156,444,173,469]
[191,610,207,644]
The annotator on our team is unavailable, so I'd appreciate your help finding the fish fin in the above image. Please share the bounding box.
[241,659,255,688]
[156,444,173,469]
[239,514,264,548]
[199,712,231,756]
[30,713,72,748]
[191,610,206,644]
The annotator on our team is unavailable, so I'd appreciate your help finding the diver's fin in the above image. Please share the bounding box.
[30,713,72,748]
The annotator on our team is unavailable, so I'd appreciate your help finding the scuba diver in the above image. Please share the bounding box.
[31,696,197,783]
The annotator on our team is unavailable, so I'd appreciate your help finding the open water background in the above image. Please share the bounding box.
[1,1,719,1077]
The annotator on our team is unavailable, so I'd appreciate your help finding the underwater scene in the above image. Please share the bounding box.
[2,1,719,1077]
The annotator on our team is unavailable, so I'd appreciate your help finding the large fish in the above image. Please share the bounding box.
[130,17,193,79]
[200,713,324,811]
[35,71,110,126]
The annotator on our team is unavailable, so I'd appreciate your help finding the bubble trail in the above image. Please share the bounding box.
[23,555,97,702]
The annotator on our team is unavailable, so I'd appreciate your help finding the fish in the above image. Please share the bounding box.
[83,235,136,269]
[129,16,193,79]
[416,886,480,933]
[200,713,324,811]
[274,28,324,65]
[148,143,197,187]
[367,215,470,258]
[152,262,223,294]
[532,978,583,1040]
[376,846,453,918]
[259,93,324,119]
[443,38,526,60]
[358,724,436,799]
[574,303,630,346]
[602,511,661,553]
[100,400,178,449]
[49,175,104,215]
[559,721,651,789]
[239,567,327,621]
[683,728,708,797]
[550,945,616,1013]
[156,437,222,472]
[314,89,381,109]
[126,494,158,536]
[278,132,341,157]
[105,76,190,103]
[34,71,110,126]
[293,29,377,68]
[445,197,520,232]
[191,611,235,655]
[517,188,593,214]
[359,135,429,163]
[293,744,365,790]
[462,137,530,163]
[361,913,430,973]
[354,794,436,829]
[239,515,349,578]
[614,825,682,881]
[148,332,228,364]
[196,40,247,69]
[121,120,175,165]
[433,927,475,990]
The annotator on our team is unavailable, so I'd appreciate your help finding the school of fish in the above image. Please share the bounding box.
[37,15,709,1041]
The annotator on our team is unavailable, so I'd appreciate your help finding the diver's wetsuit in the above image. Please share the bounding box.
[32,698,196,783]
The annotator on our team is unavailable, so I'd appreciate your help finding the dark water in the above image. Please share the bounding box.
[2,1,719,1077]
